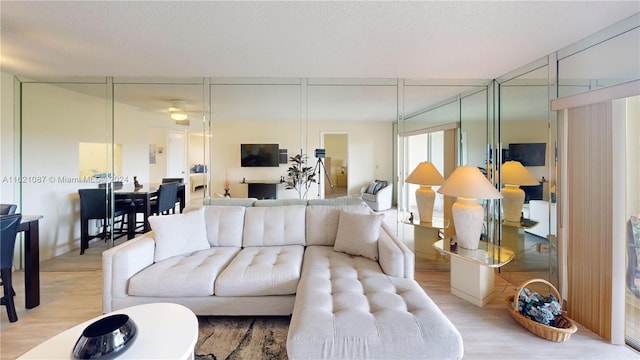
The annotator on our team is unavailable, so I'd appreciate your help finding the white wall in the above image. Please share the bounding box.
[1,73,17,205]
[148,128,168,183]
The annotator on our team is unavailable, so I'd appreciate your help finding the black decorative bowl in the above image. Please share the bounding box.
[72,314,137,359]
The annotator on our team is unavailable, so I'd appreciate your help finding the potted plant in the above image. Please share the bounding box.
[286,153,317,199]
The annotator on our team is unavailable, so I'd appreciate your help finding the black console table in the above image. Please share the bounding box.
[241,180,283,199]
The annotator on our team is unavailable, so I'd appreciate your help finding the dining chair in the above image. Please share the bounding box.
[161,178,183,210]
[1,213,22,322]
[78,189,128,255]
[0,205,19,310]
[151,182,179,215]
[0,204,17,215]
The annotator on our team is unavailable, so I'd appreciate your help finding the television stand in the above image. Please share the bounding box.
[240,180,282,200]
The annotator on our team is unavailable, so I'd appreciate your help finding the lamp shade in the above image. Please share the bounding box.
[501,161,539,186]
[437,165,502,200]
[405,162,445,186]
[405,162,444,223]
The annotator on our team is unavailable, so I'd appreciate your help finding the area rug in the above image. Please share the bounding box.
[195,316,290,360]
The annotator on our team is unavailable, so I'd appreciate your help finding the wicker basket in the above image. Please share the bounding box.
[504,278,577,342]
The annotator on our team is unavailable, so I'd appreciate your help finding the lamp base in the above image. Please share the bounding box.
[415,186,435,223]
[502,185,525,223]
[452,198,484,250]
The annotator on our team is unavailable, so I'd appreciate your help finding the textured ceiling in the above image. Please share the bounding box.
[2,1,638,79]
[2,2,638,124]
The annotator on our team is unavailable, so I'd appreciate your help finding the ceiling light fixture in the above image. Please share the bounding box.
[170,112,188,121]
[169,100,188,121]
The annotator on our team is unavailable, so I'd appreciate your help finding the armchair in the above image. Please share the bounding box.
[361,180,393,211]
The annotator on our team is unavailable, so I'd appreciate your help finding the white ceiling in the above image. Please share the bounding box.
[2,1,638,123]
[2,1,638,79]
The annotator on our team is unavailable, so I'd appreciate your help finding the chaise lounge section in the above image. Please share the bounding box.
[102,199,463,359]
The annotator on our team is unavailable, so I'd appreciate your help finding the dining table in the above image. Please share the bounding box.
[17,215,43,309]
[114,183,185,239]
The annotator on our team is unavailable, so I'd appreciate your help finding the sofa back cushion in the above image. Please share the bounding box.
[203,198,257,207]
[203,206,246,247]
[307,198,364,206]
[305,203,371,246]
[243,205,306,246]
[254,199,308,207]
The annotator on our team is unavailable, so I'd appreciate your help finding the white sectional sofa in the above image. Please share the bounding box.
[102,198,463,359]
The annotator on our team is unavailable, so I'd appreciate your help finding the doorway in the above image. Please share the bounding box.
[321,133,349,198]
[166,131,188,201]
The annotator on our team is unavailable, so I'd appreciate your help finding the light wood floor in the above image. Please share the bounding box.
[1,240,639,359]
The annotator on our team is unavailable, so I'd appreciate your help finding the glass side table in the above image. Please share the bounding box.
[501,218,538,257]
[403,217,449,262]
[433,239,514,307]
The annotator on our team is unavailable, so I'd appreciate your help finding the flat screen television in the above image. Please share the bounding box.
[508,143,546,166]
[241,144,279,167]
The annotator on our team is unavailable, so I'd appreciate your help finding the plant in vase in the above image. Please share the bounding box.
[224,171,230,198]
[286,153,317,199]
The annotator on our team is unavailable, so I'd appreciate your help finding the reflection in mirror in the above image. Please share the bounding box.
[20,81,110,260]
[460,88,489,170]
[113,81,206,205]
[459,87,495,252]
[497,63,556,284]
[400,83,489,271]
[307,81,397,199]
[209,81,302,199]
[559,27,640,97]
[78,143,122,179]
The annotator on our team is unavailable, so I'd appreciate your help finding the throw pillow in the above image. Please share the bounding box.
[149,207,209,262]
[372,180,388,194]
[366,181,378,194]
[333,210,384,261]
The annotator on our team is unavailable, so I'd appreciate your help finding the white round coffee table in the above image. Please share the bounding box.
[18,303,198,359]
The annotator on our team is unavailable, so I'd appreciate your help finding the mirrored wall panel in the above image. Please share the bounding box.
[20,79,110,260]
[496,60,557,285]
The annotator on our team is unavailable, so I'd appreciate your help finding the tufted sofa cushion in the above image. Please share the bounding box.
[243,205,306,246]
[128,247,240,297]
[215,245,304,296]
[287,246,464,360]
